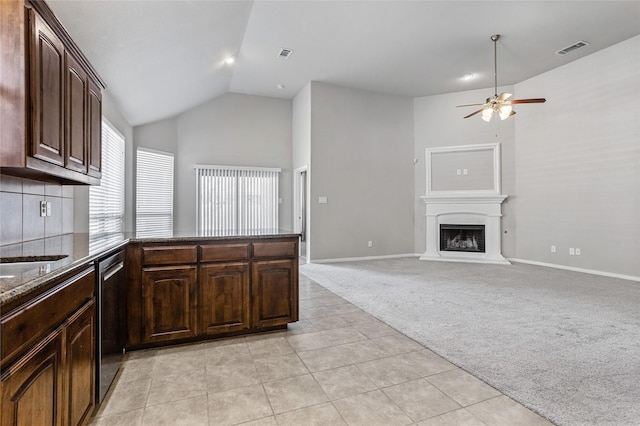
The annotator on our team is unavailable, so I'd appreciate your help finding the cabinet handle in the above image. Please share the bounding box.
[103,262,124,281]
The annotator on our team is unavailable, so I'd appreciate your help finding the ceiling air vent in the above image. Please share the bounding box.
[555,40,590,55]
[277,48,293,59]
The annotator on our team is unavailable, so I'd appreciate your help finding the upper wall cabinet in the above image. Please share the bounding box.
[0,0,105,185]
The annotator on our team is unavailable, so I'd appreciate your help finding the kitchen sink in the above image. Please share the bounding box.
[0,255,68,264]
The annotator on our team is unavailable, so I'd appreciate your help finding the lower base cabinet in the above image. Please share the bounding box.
[1,266,96,426]
[126,237,299,349]
[199,262,250,335]
[252,259,298,329]
[0,330,64,426]
[142,265,197,343]
[65,300,96,426]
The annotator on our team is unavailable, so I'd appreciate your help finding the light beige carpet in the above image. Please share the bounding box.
[301,258,640,426]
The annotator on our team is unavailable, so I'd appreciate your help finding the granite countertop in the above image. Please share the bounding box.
[128,228,299,243]
[0,233,129,307]
[0,230,298,307]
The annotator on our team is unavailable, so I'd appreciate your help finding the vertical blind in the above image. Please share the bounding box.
[136,148,174,237]
[89,120,125,235]
[195,165,280,234]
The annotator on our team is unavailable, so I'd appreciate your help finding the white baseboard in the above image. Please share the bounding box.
[311,253,418,264]
[508,258,640,283]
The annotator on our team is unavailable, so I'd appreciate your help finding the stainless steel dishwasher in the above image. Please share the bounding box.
[96,249,125,403]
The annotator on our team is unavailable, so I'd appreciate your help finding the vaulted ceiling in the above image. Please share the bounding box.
[48,1,640,126]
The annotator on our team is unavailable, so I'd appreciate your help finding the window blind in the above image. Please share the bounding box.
[89,119,125,235]
[136,148,174,237]
[195,165,280,234]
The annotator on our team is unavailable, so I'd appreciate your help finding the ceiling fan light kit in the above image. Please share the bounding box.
[458,34,545,121]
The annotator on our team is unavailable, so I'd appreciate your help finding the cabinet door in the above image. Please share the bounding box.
[0,330,64,426]
[29,10,64,166]
[64,52,88,174]
[87,81,102,178]
[199,262,250,335]
[64,300,95,426]
[142,265,197,343]
[251,259,298,328]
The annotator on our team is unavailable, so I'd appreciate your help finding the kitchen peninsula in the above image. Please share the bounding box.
[124,230,299,349]
[0,230,299,425]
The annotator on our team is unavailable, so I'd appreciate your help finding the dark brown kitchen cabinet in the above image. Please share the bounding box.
[0,0,105,185]
[64,300,96,426]
[87,81,102,178]
[251,259,298,328]
[125,236,299,349]
[64,51,88,174]
[0,330,64,426]
[30,9,65,167]
[142,265,198,343]
[199,262,250,335]
[0,266,96,426]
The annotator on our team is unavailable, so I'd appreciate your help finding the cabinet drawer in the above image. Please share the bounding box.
[142,245,197,265]
[252,241,297,259]
[200,243,250,262]
[1,267,94,366]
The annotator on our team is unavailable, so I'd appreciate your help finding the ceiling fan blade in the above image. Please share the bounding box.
[496,93,512,101]
[463,108,485,119]
[456,103,487,108]
[509,98,546,104]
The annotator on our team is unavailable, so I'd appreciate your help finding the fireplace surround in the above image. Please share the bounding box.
[420,142,509,264]
[420,194,509,264]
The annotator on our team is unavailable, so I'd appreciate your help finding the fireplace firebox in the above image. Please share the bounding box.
[440,224,485,253]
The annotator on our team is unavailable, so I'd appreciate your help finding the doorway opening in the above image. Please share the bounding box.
[294,166,308,262]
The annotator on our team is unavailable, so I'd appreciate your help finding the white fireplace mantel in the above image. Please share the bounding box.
[420,193,510,265]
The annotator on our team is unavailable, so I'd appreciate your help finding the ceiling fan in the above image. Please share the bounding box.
[457,34,545,121]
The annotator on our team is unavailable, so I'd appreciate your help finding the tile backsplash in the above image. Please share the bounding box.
[0,175,74,247]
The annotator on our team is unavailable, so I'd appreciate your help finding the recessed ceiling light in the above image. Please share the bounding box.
[224,56,235,65]
[277,84,286,90]
[462,73,475,81]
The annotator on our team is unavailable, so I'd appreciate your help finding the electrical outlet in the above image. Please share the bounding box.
[551,245,557,253]
[40,200,47,217]
[569,248,575,255]
[368,241,373,247]
[575,248,581,255]
[463,168,468,175]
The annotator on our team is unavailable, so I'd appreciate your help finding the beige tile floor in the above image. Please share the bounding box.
[89,275,554,426]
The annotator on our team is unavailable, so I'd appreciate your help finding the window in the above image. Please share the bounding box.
[195,165,280,234]
[136,148,174,237]
[89,119,125,235]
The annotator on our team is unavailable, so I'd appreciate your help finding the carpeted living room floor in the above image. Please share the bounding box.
[300,258,640,426]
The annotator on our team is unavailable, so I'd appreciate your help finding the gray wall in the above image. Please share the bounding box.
[309,82,415,260]
[135,93,293,234]
[413,86,517,256]
[292,83,312,258]
[430,149,495,192]
[513,35,640,277]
